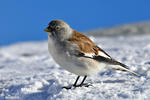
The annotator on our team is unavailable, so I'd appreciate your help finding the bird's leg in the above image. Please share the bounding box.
[62,76,80,89]
[73,76,80,87]
[77,76,92,87]
[73,76,90,88]
[62,76,92,89]
[79,76,87,86]
[79,76,88,87]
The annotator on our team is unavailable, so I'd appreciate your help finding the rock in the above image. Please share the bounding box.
[86,21,150,36]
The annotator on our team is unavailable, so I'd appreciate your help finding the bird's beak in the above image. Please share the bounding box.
[44,28,51,32]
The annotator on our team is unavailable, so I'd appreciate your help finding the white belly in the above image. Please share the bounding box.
[48,37,106,76]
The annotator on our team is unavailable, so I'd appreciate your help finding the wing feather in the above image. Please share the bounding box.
[67,30,111,59]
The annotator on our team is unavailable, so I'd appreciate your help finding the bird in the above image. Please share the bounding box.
[44,19,139,89]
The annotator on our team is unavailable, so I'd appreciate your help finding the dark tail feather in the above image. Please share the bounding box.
[109,64,139,76]
[93,56,139,76]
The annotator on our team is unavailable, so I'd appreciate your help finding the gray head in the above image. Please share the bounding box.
[44,20,73,41]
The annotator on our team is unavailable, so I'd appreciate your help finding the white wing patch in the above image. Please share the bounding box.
[83,51,111,59]
[98,51,111,59]
[84,53,95,58]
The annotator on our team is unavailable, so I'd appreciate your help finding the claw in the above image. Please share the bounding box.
[75,83,92,87]
[62,83,92,90]
[62,86,72,90]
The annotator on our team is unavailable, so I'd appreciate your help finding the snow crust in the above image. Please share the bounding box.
[0,35,150,100]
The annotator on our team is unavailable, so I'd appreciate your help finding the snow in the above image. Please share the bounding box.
[0,35,150,100]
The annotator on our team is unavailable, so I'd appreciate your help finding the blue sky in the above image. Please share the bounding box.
[0,0,150,46]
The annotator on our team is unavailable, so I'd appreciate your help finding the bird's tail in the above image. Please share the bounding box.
[106,61,139,76]
[93,56,139,76]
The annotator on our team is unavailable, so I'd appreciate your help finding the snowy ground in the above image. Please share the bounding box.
[0,35,150,100]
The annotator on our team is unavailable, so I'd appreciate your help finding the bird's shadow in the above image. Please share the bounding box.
[101,79,126,83]
[91,76,126,85]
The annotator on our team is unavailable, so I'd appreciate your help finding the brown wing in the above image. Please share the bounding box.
[68,30,112,58]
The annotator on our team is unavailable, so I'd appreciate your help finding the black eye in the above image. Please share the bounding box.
[48,24,51,28]
[55,26,60,30]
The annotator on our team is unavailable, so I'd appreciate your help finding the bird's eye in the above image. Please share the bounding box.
[55,26,60,30]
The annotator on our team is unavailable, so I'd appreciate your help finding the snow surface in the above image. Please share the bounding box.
[0,35,150,100]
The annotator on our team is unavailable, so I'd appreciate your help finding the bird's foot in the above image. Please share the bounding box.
[74,83,92,88]
[62,86,72,90]
[62,83,92,90]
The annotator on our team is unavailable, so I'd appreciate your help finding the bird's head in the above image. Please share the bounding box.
[44,20,73,41]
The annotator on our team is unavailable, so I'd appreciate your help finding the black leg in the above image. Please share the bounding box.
[79,76,87,86]
[77,75,92,87]
[62,75,92,89]
[73,76,88,88]
[73,76,80,87]
[62,76,80,89]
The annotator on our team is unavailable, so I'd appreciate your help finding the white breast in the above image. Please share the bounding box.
[48,37,106,76]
